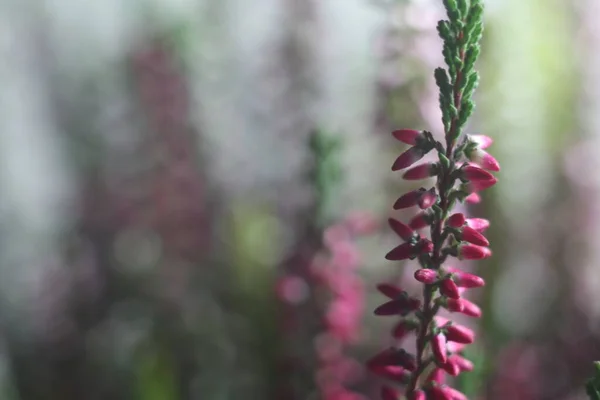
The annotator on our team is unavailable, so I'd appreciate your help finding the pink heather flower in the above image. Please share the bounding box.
[414,268,437,284]
[466,217,490,232]
[419,238,434,253]
[409,212,432,230]
[392,129,424,145]
[457,243,492,260]
[376,283,403,299]
[468,134,493,149]
[446,213,466,228]
[426,368,445,384]
[460,226,490,246]
[381,386,400,400]
[448,354,474,372]
[466,147,500,171]
[440,279,460,299]
[449,269,485,288]
[374,297,421,316]
[446,298,464,313]
[445,324,475,344]
[428,385,454,400]
[440,358,461,376]
[465,192,481,204]
[447,298,482,318]
[385,243,414,261]
[462,177,497,192]
[392,147,426,171]
[324,225,351,247]
[403,163,437,180]
[408,390,426,400]
[393,188,426,209]
[418,188,437,209]
[388,218,414,241]
[432,333,448,364]
[445,387,468,400]
[462,165,496,182]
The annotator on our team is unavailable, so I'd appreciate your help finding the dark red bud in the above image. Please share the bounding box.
[388,218,414,241]
[447,213,466,228]
[392,129,423,145]
[440,279,460,299]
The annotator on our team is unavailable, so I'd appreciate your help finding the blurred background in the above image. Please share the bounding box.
[0,0,597,399]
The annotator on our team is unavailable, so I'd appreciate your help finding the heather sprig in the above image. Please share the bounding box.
[369,1,496,399]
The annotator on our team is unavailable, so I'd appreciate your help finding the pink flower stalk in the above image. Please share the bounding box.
[313,216,374,400]
[392,129,425,145]
[369,2,493,397]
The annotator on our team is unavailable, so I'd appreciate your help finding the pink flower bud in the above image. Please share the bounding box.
[449,354,474,372]
[388,218,414,241]
[376,283,403,298]
[440,279,460,299]
[418,238,434,254]
[440,358,461,376]
[446,298,464,313]
[432,333,448,363]
[467,147,500,171]
[460,226,490,246]
[392,147,426,171]
[468,134,493,149]
[445,324,475,344]
[465,192,481,204]
[445,387,468,400]
[408,390,426,400]
[409,212,432,230]
[462,177,497,192]
[418,188,437,209]
[374,297,421,316]
[457,243,492,260]
[428,385,454,400]
[447,213,466,228]
[414,269,437,284]
[466,218,490,232]
[403,163,437,180]
[426,368,446,384]
[462,165,496,182]
[447,298,482,317]
[385,243,414,261]
[450,269,485,288]
[381,386,400,400]
[392,129,424,145]
[393,189,425,209]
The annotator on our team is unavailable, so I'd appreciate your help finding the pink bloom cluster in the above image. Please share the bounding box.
[313,213,378,400]
[368,129,499,399]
